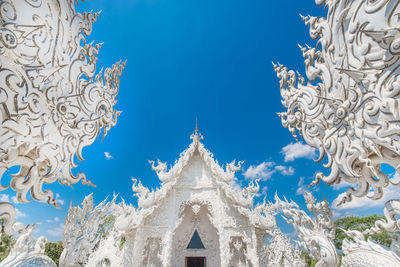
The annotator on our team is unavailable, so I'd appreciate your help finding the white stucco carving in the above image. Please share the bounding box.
[0,0,125,229]
[0,202,15,237]
[274,1,400,265]
[341,227,400,267]
[264,229,306,267]
[274,0,400,206]
[339,199,400,266]
[60,194,119,267]
[275,192,339,267]
[0,223,56,267]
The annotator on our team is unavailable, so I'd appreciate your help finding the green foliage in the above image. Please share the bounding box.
[120,236,126,250]
[97,214,115,239]
[334,215,392,249]
[301,251,317,267]
[45,241,63,266]
[0,235,15,261]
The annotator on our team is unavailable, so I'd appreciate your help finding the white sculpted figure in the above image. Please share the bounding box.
[60,194,118,267]
[274,1,400,265]
[339,199,400,266]
[0,202,15,237]
[0,223,56,267]
[274,0,400,205]
[0,0,125,220]
[276,192,339,267]
[264,230,306,267]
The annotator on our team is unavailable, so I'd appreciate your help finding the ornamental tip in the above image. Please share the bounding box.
[195,117,198,135]
[190,117,203,143]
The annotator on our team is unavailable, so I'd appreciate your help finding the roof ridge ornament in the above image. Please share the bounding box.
[190,118,203,146]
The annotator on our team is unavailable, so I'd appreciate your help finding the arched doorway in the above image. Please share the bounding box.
[171,201,220,267]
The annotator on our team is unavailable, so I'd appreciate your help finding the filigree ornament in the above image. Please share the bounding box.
[133,131,255,210]
[0,223,56,267]
[0,0,125,208]
[228,236,252,267]
[60,193,118,267]
[341,228,400,267]
[274,0,400,204]
[263,230,306,267]
[275,192,339,267]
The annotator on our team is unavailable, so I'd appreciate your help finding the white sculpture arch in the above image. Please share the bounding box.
[0,0,125,235]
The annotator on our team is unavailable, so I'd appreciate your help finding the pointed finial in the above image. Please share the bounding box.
[190,117,203,143]
[195,117,198,135]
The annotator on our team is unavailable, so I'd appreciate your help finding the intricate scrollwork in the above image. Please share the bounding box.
[264,230,306,267]
[60,194,117,267]
[276,192,339,267]
[0,223,56,267]
[337,199,400,266]
[341,227,400,266]
[0,0,125,208]
[274,0,400,205]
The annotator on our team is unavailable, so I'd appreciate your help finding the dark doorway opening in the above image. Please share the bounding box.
[187,230,205,249]
[186,256,206,267]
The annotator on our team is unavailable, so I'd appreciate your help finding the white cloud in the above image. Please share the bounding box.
[281,142,316,162]
[104,152,114,160]
[275,165,295,176]
[11,196,18,204]
[260,186,268,196]
[232,178,242,192]
[296,177,307,195]
[0,194,22,205]
[15,208,26,218]
[332,186,400,211]
[243,162,275,181]
[0,194,10,202]
[243,162,295,181]
[332,181,352,190]
[55,193,65,206]
[46,216,61,224]
[47,223,64,237]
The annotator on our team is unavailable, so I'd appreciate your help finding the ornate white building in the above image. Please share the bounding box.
[60,127,305,267]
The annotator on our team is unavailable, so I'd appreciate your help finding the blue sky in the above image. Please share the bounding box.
[2,0,397,241]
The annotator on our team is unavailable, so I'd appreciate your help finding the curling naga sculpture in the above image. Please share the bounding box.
[274,0,400,205]
[276,192,339,267]
[0,0,125,234]
[274,0,400,266]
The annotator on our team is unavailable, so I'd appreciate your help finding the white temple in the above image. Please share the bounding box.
[57,127,304,267]
[124,128,266,266]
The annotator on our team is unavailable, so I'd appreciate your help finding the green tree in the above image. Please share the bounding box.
[0,235,15,261]
[45,241,63,266]
[334,215,392,249]
[300,251,317,267]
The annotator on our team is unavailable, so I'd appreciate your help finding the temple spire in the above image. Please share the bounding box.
[195,117,198,135]
[190,117,203,144]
